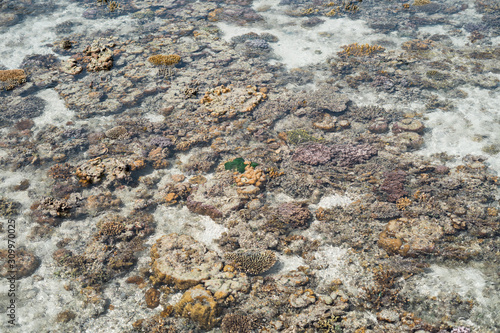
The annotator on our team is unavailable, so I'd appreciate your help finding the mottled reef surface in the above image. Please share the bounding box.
[0,0,500,332]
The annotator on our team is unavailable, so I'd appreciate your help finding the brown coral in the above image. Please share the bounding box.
[0,249,40,279]
[0,69,27,90]
[221,313,257,333]
[145,288,161,309]
[338,43,385,58]
[173,285,220,330]
[224,250,277,275]
[148,54,181,66]
[150,233,222,289]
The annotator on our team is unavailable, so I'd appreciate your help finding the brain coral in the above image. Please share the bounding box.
[224,250,276,275]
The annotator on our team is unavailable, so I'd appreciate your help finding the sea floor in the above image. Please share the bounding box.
[0,0,499,332]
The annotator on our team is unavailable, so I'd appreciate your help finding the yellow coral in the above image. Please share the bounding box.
[148,54,181,66]
[413,0,431,6]
[396,197,412,210]
[338,43,385,58]
[173,285,219,329]
[266,167,285,178]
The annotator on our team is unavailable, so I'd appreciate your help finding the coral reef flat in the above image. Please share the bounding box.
[0,0,499,332]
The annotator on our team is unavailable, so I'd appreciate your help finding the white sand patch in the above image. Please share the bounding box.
[314,192,354,209]
[312,245,348,282]
[33,89,75,129]
[0,2,136,69]
[417,265,487,305]
[276,254,306,273]
[217,0,393,69]
[418,86,500,174]
[151,205,226,251]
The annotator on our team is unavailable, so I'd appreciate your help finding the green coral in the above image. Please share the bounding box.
[286,129,322,145]
[224,158,258,173]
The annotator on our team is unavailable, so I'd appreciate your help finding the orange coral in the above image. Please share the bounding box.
[233,162,266,187]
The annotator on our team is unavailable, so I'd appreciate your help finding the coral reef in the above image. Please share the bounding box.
[2,1,500,332]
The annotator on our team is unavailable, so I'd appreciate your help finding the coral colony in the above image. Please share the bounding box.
[1,0,499,332]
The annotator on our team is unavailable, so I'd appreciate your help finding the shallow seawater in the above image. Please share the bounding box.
[0,0,499,332]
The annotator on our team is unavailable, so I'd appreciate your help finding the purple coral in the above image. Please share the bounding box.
[62,127,87,139]
[380,170,408,202]
[292,143,377,167]
[330,144,378,167]
[186,197,223,219]
[451,327,471,333]
[292,143,332,165]
[276,202,311,228]
[150,136,173,148]
[245,39,269,49]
